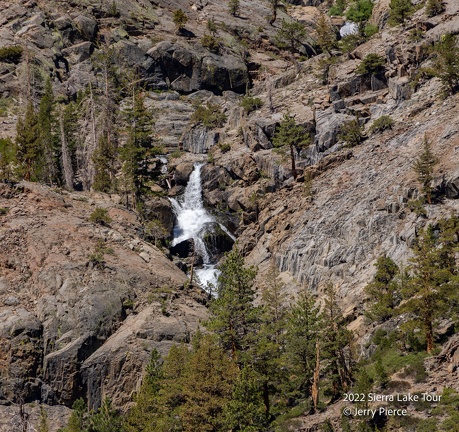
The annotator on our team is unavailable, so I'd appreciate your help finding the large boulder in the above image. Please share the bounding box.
[73,15,98,42]
[315,108,355,152]
[170,239,194,258]
[445,169,459,199]
[142,197,175,232]
[112,40,165,88]
[173,162,194,186]
[199,222,235,261]
[148,42,249,94]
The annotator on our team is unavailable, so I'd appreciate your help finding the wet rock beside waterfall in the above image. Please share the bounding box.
[170,239,194,258]
[199,222,234,261]
[174,162,194,186]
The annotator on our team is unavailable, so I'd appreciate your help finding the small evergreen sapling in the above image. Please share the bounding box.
[228,0,240,17]
[412,135,438,204]
[173,9,188,33]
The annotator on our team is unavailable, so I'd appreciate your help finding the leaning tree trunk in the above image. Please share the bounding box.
[290,144,297,179]
[59,108,74,190]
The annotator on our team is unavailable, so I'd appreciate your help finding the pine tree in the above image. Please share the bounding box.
[88,398,125,432]
[249,266,289,419]
[285,288,322,403]
[0,138,16,181]
[63,398,87,432]
[375,357,389,389]
[272,113,310,179]
[401,224,455,353]
[37,78,59,184]
[223,367,266,432]
[207,247,258,363]
[228,0,240,17]
[389,0,412,25]
[346,0,374,34]
[120,91,156,208]
[15,102,40,181]
[321,284,353,402]
[58,105,74,190]
[125,350,162,432]
[92,132,116,193]
[433,33,459,96]
[364,255,401,322]
[413,135,438,204]
[316,14,337,55]
[180,335,238,432]
[37,405,49,432]
[275,20,307,53]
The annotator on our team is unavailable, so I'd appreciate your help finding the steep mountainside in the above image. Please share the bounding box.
[1,0,459,430]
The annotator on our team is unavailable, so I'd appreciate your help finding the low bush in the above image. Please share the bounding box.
[89,207,112,225]
[356,53,386,76]
[191,103,227,128]
[369,115,394,134]
[201,34,220,53]
[339,119,364,147]
[240,95,263,114]
[0,45,23,63]
[219,143,231,153]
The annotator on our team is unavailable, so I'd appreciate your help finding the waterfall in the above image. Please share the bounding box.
[170,163,235,292]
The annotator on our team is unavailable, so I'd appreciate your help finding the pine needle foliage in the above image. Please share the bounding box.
[432,33,459,96]
[412,135,438,204]
[272,113,310,179]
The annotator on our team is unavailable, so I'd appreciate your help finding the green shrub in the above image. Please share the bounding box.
[369,115,394,134]
[356,53,386,75]
[339,119,364,147]
[364,23,379,37]
[346,0,374,23]
[191,102,227,128]
[409,27,424,42]
[0,45,23,63]
[401,356,427,383]
[240,95,263,114]
[219,143,231,153]
[201,34,220,53]
[426,0,445,17]
[339,34,365,53]
[89,207,112,225]
[0,207,9,216]
[329,0,347,16]
[206,18,218,35]
[173,9,188,31]
[88,239,115,270]
[107,0,120,17]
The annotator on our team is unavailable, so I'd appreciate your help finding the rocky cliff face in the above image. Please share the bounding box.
[2,0,459,430]
[0,182,208,429]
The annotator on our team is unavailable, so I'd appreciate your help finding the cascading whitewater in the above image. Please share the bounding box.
[170,163,234,292]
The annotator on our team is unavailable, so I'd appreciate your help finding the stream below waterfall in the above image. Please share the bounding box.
[170,163,235,292]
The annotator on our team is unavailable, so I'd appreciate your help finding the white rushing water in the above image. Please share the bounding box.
[170,163,226,292]
[340,21,359,37]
